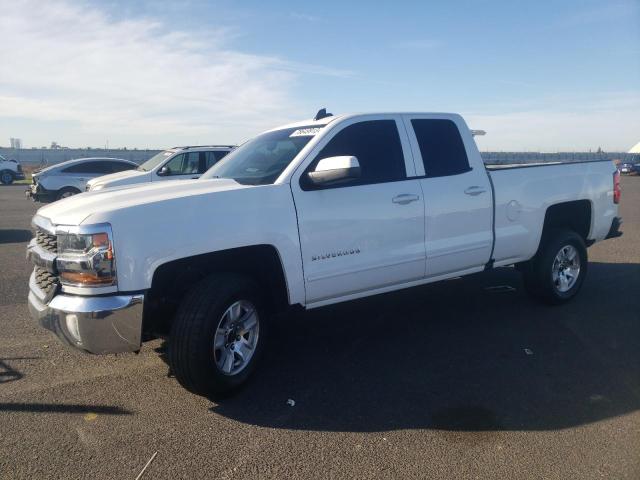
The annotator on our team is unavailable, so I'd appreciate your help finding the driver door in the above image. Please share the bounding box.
[291,116,426,305]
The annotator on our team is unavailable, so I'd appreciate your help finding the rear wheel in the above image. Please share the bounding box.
[522,229,588,304]
[0,170,14,185]
[56,187,81,200]
[169,274,266,396]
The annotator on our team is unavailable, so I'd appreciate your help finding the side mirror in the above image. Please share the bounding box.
[307,156,361,186]
[157,166,170,176]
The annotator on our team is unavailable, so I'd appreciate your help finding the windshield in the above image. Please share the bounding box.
[137,150,175,171]
[201,127,320,185]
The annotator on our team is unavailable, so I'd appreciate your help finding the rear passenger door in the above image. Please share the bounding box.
[403,115,493,277]
[291,116,426,305]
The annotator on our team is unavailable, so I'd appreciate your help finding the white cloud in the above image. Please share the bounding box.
[0,0,346,147]
[466,92,640,152]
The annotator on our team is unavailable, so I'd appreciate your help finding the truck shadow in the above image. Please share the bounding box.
[0,229,32,244]
[0,403,132,415]
[180,262,640,433]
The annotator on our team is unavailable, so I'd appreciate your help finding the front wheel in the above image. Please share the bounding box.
[0,170,14,185]
[522,229,588,305]
[169,274,266,396]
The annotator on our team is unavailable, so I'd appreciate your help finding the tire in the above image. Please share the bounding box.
[169,273,267,396]
[522,229,588,305]
[56,187,81,201]
[0,170,14,185]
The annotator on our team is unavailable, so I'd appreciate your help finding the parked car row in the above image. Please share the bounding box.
[86,145,234,191]
[16,146,638,204]
[23,145,234,202]
[617,162,640,175]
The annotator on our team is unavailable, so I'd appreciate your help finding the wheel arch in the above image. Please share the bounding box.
[143,244,292,338]
[539,199,592,248]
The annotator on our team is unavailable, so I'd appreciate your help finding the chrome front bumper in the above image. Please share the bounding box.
[28,272,144,354]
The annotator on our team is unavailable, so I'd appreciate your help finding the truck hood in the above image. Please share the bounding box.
[87,169,150,189]
[36,178,246,226]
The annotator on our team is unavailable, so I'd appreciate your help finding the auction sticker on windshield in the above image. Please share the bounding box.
[290,128,322,137]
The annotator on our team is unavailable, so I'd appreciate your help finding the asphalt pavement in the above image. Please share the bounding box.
[0,178,638,479]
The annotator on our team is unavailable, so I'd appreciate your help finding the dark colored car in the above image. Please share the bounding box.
[618,162,636,174]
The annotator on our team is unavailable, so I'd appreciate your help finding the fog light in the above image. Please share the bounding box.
[65,313,81,344]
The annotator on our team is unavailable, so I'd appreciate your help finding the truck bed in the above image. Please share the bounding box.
[486,159,617,267]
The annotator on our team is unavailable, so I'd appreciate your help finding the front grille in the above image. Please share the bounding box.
[34,267,59,298]
[35,228,57,253]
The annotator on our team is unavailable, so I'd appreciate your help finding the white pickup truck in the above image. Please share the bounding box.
[0,154,26,185]
[26,111,623,396]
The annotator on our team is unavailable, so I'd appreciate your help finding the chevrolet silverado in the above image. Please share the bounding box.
[26,111,623,395]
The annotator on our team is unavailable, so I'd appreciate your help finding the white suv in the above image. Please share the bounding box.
[86,145,234,191]
[27,157,137,202]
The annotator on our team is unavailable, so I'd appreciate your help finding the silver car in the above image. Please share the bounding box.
[26,157,137,202]
[86,145,235,191]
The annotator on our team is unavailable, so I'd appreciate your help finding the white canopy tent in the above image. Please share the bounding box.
[629,141,640,154]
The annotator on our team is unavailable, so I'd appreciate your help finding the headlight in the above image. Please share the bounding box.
[89,183,104,191]
[56,225,116,287]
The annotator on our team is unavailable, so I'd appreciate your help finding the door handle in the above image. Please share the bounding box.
[464,186,486,196]
[392,194,420,205]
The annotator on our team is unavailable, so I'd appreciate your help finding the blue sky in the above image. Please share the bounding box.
[0,0,638,150]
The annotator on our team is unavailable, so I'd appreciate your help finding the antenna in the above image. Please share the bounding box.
[314,108,333,121]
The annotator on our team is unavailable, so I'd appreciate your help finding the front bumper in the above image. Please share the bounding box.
[28,272,144,354]
[25,183,56,202]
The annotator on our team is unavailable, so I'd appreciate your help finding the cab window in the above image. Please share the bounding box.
[302,120,406,189]
[411,119,471,177]
[162,152,200,176]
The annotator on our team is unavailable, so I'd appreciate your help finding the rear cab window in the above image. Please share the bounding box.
[409,119,471,177]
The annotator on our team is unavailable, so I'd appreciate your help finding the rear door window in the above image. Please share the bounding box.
[109,161,135,172]
[63,161,111,174]
[411,119,470,177]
